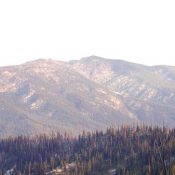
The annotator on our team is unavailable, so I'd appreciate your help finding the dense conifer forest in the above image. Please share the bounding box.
[1,126,175,175]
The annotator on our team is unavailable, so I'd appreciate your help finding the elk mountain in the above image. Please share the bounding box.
[0,56,175,137]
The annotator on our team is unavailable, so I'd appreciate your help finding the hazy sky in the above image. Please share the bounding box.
[0,0,175,66]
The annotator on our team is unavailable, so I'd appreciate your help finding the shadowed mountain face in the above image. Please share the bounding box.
[0,56,175,137]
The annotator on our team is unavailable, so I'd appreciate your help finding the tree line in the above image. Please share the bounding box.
[0,125,175,175]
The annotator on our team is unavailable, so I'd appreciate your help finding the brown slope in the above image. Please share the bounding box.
[0,59,137,137]
[69,56,175,127]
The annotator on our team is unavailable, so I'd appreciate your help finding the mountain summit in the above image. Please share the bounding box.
[0,56,175,137]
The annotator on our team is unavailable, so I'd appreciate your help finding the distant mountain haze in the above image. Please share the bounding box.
[0,56,175,137]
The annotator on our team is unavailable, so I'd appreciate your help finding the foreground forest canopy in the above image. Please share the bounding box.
[1,126,175,175]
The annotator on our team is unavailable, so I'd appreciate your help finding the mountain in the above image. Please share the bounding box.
[70,56,175,126]
[0,59,136,137]
[0,56,175,137]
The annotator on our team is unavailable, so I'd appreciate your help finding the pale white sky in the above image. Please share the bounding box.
[0,0,175,66]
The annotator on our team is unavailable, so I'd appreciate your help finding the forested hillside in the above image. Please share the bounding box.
[1,126,175,175]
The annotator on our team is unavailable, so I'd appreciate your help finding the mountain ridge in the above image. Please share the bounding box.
[0,56,175,137]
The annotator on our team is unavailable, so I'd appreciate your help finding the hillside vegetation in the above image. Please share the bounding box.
[1,126,175,175]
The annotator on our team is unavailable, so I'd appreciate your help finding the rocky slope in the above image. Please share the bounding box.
[0,56,175,137]
[70,56,175,126]
[0,59,136,137]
